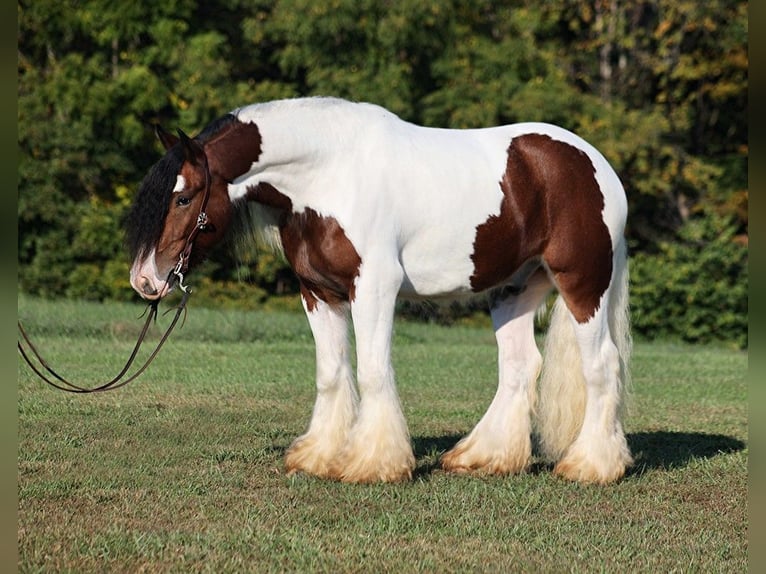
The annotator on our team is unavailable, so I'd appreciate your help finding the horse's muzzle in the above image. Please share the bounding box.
[130,252,173,300]
[131,274,173,300]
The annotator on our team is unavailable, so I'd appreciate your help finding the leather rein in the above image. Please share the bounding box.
[17,155,213,394]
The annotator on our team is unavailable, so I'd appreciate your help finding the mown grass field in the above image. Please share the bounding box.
[18,295,748,572]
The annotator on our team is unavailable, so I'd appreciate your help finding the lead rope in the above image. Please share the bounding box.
[17,289,190,393]
[19,205,205,393]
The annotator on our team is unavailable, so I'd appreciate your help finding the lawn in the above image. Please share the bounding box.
[17,295,748,572]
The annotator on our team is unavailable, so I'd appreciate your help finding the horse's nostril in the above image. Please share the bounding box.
[141,279,158,296]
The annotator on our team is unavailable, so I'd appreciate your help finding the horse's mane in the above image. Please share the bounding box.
[124,145,184,261]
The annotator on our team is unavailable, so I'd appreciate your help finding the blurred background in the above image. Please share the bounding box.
[17,0,748,348]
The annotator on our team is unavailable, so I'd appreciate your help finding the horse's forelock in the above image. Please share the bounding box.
[124,146,184,261]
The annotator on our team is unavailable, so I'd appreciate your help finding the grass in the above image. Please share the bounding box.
[17,295,748,572]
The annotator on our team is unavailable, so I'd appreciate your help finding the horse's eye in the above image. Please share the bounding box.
[176,196,191,207]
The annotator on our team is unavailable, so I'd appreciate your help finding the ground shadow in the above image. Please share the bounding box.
[410,434,551,480]
[411,434,461,480]
[625,430,746,476]
[411,431,746,480]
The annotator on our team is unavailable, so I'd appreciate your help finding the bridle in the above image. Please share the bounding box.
[17,141,215,393]
[172,147,213,293]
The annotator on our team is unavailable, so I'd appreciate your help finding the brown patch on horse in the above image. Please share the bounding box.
[247,182,293,211]
[204,119,263,182]
[153,162,234,273]
[246,184,362,311]
[470,139,547,293]
[470,133,612,323]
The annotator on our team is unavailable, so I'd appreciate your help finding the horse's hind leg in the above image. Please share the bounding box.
[441,271,551,475]
[551,299,632,484]
[536,224,633,484]
[285,297,358,478]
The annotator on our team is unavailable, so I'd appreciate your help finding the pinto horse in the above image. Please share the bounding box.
[126,97,632,484]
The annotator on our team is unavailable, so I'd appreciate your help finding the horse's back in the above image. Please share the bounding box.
[237,99,626,299]
[348,118,626,298]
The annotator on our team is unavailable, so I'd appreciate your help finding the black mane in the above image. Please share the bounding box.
[124,145,184,261]
[124,114,238,261]
[197,113,238,141]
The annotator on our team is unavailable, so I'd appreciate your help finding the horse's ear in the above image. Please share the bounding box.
[177,129,207,167]
[154,124,178,151]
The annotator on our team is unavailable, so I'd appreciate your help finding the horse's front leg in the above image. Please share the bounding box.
[330,259,415,483]
[285,296,358,478]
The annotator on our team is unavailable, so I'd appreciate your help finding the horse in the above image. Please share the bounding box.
[125,96,632,484]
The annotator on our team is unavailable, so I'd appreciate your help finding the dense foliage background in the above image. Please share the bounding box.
[18,0,748,347]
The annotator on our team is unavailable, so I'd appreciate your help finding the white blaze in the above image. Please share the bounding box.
[172,175,186,193]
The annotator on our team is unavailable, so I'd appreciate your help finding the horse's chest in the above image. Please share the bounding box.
[278,208,362,307]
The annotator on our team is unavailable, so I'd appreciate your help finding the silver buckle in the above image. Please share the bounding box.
[173,254,192,293]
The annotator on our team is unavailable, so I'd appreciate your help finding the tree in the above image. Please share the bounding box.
[539,0,747,247]
[18,0,748,345]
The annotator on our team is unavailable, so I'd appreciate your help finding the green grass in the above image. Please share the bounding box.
[18,295,748,573]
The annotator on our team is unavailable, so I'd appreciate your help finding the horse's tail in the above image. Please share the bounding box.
[535,238,631,461]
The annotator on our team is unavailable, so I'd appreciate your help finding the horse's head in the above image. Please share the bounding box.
[126,126,233,300]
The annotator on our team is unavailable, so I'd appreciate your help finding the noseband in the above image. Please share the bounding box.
[18,141,216,393]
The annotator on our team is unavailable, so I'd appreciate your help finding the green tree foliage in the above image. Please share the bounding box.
[18,0,748,346]
[630,216,748,348]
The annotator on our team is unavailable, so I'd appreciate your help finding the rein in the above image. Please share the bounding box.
[17,291,189,393]
[18,142,214,393]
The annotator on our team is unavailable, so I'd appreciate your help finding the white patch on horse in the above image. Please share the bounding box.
[129,247,172,300]
[229,99,515,297]
[172,175,186,193]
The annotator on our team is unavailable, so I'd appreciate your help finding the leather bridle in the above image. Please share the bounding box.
[172,150,213,293]
[17,144,215,393]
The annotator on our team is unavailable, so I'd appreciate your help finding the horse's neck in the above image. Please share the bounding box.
[246,98,359,163]
[230,98,366,199]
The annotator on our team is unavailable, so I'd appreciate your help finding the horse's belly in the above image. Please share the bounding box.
[393,184,506,298]
[397,233,478,297]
